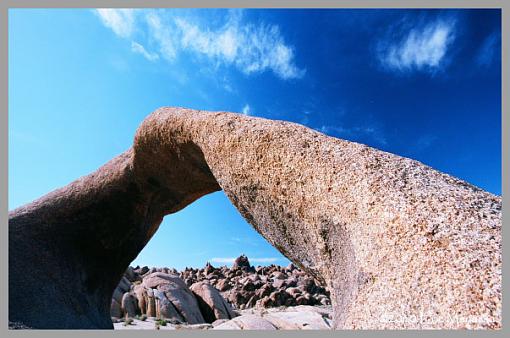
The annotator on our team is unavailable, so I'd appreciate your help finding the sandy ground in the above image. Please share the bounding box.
[113,305,333,330]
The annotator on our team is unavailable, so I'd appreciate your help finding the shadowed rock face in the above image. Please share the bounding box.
[9,107,501,329]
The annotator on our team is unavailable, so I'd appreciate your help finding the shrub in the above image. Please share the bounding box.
[155,319,168,326]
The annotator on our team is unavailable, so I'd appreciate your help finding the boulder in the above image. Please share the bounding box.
[295,296,307,305]
[204,262,214,275]
[118,277,131,292]
[145,289,156,318]
[112,288,124,304]
[242,280,256,292]
[269,290,287,307]
[190,281,236,323]
[255,284,273,298]
[212,319,229,327]
[110,299,122,318]
[285,277,298,287]
[213,315,277,330]
[153,289,184,323]
[232,255,251,270]
[271,272,286,280]
[215,279,231,292]
[264,311,332,330]
[121,293,138,318]
[124,266,138,282]
[286,287,301,298]
[272,279,286,289]
[143,272,205,324]
[133,284,147,314]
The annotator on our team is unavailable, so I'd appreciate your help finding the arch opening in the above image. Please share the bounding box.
[9,107,502,329]
[130,191,291,270]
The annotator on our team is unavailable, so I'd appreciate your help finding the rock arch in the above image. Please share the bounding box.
[9,107,501,329]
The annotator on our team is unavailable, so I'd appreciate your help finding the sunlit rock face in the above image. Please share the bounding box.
[110,259,330,322]
[9,107,501,329]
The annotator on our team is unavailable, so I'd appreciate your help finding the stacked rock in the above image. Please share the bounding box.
[179,256,330,310]
[111,256,330,322]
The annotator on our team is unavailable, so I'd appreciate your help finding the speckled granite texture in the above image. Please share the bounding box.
[9,107,501,329]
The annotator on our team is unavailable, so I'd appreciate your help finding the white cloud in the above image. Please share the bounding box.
[379,18,456,72]
[145,11,177,61]
[242,104,251,116]
[131,41,159,61]
[174,13,304,80]
[210,257,236,264]
[95,9,304,80]
[210,257,278,264]
[476,32,499,67]
[95,9,136,38]
[251,258,279,263]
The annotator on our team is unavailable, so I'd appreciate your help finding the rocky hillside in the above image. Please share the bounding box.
[111,255,330,325]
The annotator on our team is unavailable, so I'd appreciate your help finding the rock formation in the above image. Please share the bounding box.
[9,107,501,329]
[110,258,330,322]
[232,254,253,271]
[112,305,334,330]
[190,281,236,322]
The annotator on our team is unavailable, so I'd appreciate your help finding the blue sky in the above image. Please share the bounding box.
[9,9,501,269]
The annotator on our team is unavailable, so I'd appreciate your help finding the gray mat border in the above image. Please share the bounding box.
[0,0,507,337]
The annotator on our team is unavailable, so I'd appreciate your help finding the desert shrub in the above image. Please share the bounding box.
[155,319,168,326]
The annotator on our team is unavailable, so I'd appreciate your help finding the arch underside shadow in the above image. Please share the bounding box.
[9,107,502,329]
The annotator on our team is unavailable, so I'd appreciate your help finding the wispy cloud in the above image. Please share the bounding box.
[95,9,136,38]
[318,124,387,146]
[95,9,304,80]
[241,104,251,116]
[415,134,437,152]
[404,134,438,155]
[145,11,177,61]
[210,257,278,264]
[210,257,235,264]
[378,18,456,73]
[251,258,279,263]
[131,41,159,61]
[476,32,499,67]
[175,12,304,79]
[221,76,235,93]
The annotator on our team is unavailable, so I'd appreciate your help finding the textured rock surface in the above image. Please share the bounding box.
[190,281,236,322]
[213,314,277,330]
[110,260,329,322]
[142,272,205,324]
[9,107,502,329]
[232,254,253,271]
[121,293,138,318]
[178,258,329,310]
